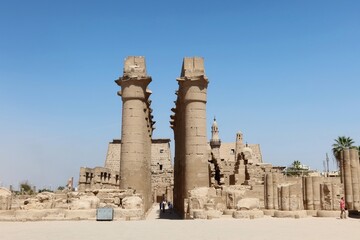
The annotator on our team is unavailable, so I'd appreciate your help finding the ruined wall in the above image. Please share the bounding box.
[218,143,262,163]
[104,139,121,172]
[78,167,119,192]
[0,187,12,210]
[151,139,173,203]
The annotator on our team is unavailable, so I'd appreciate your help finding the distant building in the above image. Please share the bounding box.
[78,138,173,203]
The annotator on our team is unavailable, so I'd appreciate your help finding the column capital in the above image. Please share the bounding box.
[115,76,152,100]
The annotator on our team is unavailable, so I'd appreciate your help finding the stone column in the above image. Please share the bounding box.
[312,176,321,210]
[177,57,209,194]
[320,183,334,210]
[350,148,360,209]
[289,184,300,211]
[305,177,313,210]
[172,57,209,217]
[273,173,279,209]
[116,56,153,211]
[265,173,274,209]
[342,149,353,209]
[280,185,290,211]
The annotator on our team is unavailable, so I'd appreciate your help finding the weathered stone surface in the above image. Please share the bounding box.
[263,209,275,216]
[114,56,154,212]
[0,187,12,210]
[317,210,341,218]
[273,210,307,218]
[206,210,222,219]
[232,210,264,219]
[122,196,143,209]
[114,208,143,220]
[236,198,260,210]
[223,209,235,215]
[70,196,100,210]
[215,203,226,212]
[192,210,207,219]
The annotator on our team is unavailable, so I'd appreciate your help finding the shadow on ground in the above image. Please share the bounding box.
[157,209,182,220]
[348,210,360,219]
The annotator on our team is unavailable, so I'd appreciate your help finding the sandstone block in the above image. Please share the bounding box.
[193,210,207,219]
[273,210,307,218]
[0,187,12,210]
[236,198,260,210]
[206,210,222,219]
[232,210,264,219]
[317,210,341,218]
[114,209,143,220]
[122,196,143,209]
[70,196,100,210]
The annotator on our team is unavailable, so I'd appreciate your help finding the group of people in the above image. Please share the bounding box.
[160,200,173,213]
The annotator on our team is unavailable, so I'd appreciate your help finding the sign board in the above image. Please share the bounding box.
[96,207,114,221]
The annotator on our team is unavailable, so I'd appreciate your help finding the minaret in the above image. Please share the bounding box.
[210,117,221,149]
[235,131,244,156]
[115,56,153,212]
[235,131,246,184]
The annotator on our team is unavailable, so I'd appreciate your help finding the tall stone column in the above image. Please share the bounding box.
[342,149,353,209]
[273,173,279,209]
[350,148,360,209]
[305,177,313,210]
[172,57,209,217]
[289,184,300,211]
[312,176,321,210]
[265,173,274,209]
[280,185,290,211]
[179,58,209,193]
[115,56,153,211]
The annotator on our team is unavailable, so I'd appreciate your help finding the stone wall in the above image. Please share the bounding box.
[78,167,119,191]
[0,187,12,210]
[150,139,173,203]
[104,139,121,172]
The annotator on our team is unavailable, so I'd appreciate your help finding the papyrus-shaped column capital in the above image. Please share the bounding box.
[115,56,152,100]
[176,57,209,103]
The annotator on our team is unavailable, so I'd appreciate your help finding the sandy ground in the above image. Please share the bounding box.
[1,205,359,240]
[0,216,359,240]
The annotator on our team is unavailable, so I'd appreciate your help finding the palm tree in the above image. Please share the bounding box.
[332,136,355,161]
[286,160,308,176]
[332,136,355,183]
[292,160,302,169]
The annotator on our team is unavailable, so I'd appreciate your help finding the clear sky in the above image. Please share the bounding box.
[0,0,359,190]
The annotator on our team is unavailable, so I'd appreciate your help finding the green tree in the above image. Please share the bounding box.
[38,188,53,193]
[292,160,301,169]
[332,136,355,161]
[286,160,308,176]
[20,181,33,195]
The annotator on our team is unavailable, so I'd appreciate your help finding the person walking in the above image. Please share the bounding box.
[162,200,166,213]
[340,197,347,219]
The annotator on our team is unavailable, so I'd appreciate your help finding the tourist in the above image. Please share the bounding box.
[162,200,166,213]
[340,197,346,219]
[168,201,173,213]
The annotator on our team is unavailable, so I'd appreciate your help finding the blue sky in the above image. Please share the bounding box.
[0,0,359,189]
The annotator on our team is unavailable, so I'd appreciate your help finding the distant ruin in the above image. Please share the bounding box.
[1,56,359,221]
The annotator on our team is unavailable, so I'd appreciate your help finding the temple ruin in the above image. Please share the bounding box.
[1,56,359,221]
